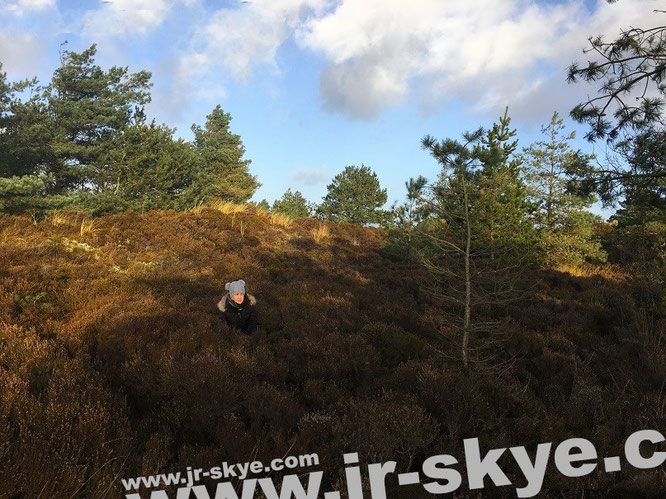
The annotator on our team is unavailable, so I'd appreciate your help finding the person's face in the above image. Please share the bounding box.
[231,293,244,304]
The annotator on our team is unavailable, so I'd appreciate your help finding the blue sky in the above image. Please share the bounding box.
[0,0,658,217]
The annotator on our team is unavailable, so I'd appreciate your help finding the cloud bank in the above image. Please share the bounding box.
[186,0,657,121]
[0,0,659,124]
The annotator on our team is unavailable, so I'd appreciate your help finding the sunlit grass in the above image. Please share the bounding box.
[80,218,96,237]
[208,200,248,215]
[311,223,330,243]
[47,212,71,226]
[556,262,628,281]
[269,212,293,228]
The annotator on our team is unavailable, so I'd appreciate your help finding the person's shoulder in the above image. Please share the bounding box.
[217,293,229,312]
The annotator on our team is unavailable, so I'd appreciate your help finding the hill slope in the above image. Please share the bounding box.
[0,206,664,497]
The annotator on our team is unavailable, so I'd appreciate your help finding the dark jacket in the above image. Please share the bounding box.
[216,293,259,333]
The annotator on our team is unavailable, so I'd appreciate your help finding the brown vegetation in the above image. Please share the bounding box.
[0,205,664,497]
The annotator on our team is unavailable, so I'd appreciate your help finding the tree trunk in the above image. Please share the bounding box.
[462,175,472,370]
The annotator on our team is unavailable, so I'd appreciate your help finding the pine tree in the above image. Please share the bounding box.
[422,129,483,369]
[46,43,152,192]
[0,63,59,214]
[186,105,260,205]
[90,121,199,214]
[391,176,430,229]
[256,199,271,212]
[474,107,538,262]
[318,164,388,225]
[421,110,538,369]
[522,111,606,265]
[272,189,314,218]
[604,131,666,273]
[383,176,431,263]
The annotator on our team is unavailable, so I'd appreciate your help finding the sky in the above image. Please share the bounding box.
[0,0,660,217]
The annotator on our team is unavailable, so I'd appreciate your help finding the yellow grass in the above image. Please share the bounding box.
[269,212,293,228]
[190,200,249,216]
[80,219,96,237]
[208,200,248,215]
[190,201,206,216]
[311,223,330,243]
[47,212,70,226]
[556,262,628,281]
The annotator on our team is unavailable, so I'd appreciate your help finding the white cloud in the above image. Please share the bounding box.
[181,0,659,121]
[3,0,54,15]
[297,0,658,120]
[186,0,331,81]
[291,166,328,185]
[0,33,44,78]
[82,0,195,38]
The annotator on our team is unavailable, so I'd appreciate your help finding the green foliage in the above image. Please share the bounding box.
[46,43,152,192]
[423,109,539,264]
[603,131,666,276]
[567,8,666,142]
[0,48,260,217]
[271,188,315,218]
[420,111,540,368]
[188,105,260,204]
[474,107,539,261]
[389,175,430,229]
[0,72,54,180]
[383,176,431,263]
[14,291,51,311]
[566,5,666,274]
[93,121,199,213]
[522,111,606,266]
[256,199,271,211]
[0,174,66,214]
[543,210,608,266]
[318,164,388,225]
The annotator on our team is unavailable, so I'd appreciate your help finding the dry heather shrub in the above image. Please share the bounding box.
[269,212,293,228]
[0,357,133,498]
[298,333,382,387]
[311,223,330,243]
[244,382,303,434]
[334,394,439,466]
[359,322,424,368]
[141,432,173,476]
[0,322,54,378]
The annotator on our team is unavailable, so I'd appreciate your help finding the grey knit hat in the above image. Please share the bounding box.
[225,279,246,297]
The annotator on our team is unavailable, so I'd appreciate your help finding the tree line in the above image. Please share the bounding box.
[0,44,259,215]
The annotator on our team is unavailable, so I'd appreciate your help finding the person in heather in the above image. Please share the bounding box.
[217,279,259,334]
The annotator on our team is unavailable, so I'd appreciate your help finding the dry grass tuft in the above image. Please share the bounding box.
[311,223,330,243]
[190,201,206,216]
[80,219,96,237]
[557,262,628,281]
[208,200,248,215]
[47,212,71,226]
[254,205,271,218]
[269,213,293,228]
